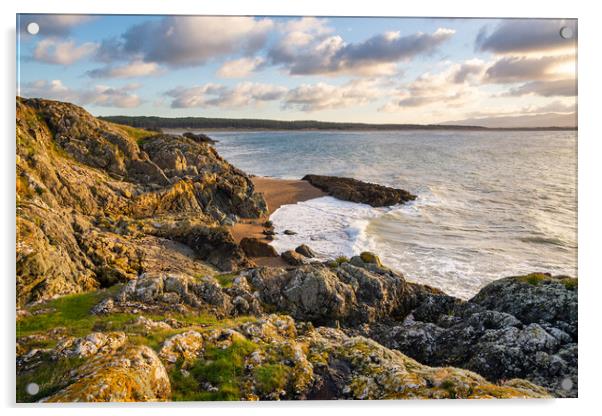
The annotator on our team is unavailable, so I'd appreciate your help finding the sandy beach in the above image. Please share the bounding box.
[230,176,325,266]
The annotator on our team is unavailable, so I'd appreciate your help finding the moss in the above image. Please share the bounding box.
[253,364,289,396]
[16,356,85,403]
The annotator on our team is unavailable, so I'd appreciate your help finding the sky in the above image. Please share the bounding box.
[16,15,577,127]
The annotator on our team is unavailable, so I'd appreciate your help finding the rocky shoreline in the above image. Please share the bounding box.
[16,97,577,401]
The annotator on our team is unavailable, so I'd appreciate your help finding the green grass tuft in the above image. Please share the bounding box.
[16,356,85,403]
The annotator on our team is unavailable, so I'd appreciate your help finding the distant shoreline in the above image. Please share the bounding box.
[99,115,577,132]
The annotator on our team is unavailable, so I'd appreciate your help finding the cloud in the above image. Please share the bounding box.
[33,39,98,65]
[380,60,483,111]
[21,79,142,108]
[165,82,287,108]
[19,15,93,37]
[484,55,574,83]
[269,20,455,76]
[504,79,577,97]
[109,16,273,68]
[283,79,382,111]
[86,60,163,78]
[476,19,577,54]
[217,57,265,78]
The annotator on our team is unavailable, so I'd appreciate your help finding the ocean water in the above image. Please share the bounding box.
[207,130,577,299]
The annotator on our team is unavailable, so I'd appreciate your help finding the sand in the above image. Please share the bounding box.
[230,176,326,266]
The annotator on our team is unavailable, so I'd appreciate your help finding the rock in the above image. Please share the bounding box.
[44,345,171,402]
[16,97,267,303]
[90,298,114,315]
[283,229,297,235]
[182,132,217,144]
[246,262,423,326]
[281,250,306,266]
[295,244,316,258]
[369,274,578,397]
[240,238,278,258]
[302,174,416,207]
[159,331,204,366]
[55,332,127,359]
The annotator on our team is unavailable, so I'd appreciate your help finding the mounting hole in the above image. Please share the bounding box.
[26,22,40,35]
[560,26,574,40]
[561,378,573,391]
[26,382,40,396]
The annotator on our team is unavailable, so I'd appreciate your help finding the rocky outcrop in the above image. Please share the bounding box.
[302,174,416,207]
[182,132,217,144]
[246,262,425,326]
[154,315,549,400]
[281,250,307,265]
[16,97,266,304]
[369,273,578,397]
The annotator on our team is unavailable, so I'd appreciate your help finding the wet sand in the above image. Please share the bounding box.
[230,176,325,266]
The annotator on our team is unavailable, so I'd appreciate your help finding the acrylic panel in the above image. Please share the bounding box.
[16,14,577,402]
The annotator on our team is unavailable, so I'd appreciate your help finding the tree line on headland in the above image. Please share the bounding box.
[99,115,576,132]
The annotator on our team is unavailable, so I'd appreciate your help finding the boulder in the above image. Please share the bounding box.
[295,244,316,258]
[281,250,306,266]
[240,237,278,258]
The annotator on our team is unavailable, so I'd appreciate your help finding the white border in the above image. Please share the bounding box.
[3,1,600,415]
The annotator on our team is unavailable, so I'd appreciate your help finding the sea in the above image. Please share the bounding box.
[196,129,576,299]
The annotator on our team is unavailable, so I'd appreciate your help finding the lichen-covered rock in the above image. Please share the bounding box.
[159,331,204,366]
[302,174,416,207]
[16,97,267,303]
[158,314,548,401]
[369,274,578,397]
[44,345,171,402]
[246,262,423,326]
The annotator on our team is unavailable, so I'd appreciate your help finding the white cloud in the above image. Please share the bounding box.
[217,57,265,78]
[269,20,455,76]
[283,79,382,111]
[87,59,163,78]
[112,16,274,67]
[33,39,98,65]
[166,82,287,108]
[21,79,142,108]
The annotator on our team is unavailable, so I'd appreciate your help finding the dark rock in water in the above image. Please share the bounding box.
[295,244,316,258]
[240,237,278,257]
[369,273,578,397]
[262,229,276,236]
[302,174,416,207]
[283,229,297,235]
[281,250,306,266]
[182,132,217,144]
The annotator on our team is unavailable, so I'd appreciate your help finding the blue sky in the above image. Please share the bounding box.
[17,15,577,127]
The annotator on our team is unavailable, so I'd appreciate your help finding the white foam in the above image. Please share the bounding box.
[269,196,388,259]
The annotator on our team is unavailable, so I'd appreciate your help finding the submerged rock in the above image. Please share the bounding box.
[302,174,416,207]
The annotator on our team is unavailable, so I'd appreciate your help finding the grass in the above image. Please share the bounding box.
[516,273,578,290]
[214,272,238,288]
[517,273,549,286]
[335,256,350,265]
[171,338,259,401]
[253,364,289,396]
[108,122,156,144]
[17,286,128,338]
[16,356,85,403]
